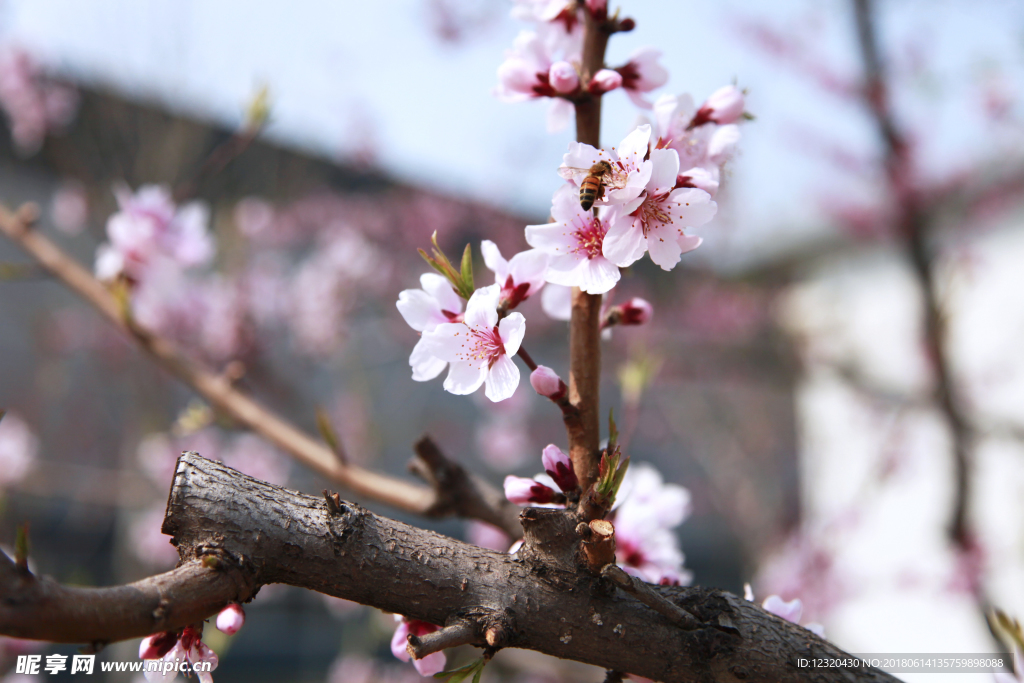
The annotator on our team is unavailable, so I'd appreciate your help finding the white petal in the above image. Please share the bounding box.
[525,222,575,254]
[444,361,488,395]
[618,124,652,167]
[485,355,521,402]
[647,148,680,194]
[578,258,620,294]
[602,214,647,267]
[646,230,683,271]
[679,234,703,255]
[410,337,447,381]
[463,284,500,329]
[498,312,526,356]
[709,124,740,162]
[541,283,572,321]
[669,188,717,227]
[420,273,462,314]
[550,182,585,221]
[420,322,471,361]
[480,240,508,281]
[507,248,549,289]
[397,289,443,332]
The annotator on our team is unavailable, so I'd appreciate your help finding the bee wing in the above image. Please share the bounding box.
[558,166,592,183]
[602,166,631,191]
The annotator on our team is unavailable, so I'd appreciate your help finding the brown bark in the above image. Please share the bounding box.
[1,453,901,682]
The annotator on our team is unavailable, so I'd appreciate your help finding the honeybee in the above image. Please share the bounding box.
[558,160,628,211]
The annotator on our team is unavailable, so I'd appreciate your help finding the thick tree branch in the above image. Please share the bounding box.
[0,204,512,531]
[0,453,901,682]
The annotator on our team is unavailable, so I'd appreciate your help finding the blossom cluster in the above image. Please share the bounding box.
[496,0,667,132]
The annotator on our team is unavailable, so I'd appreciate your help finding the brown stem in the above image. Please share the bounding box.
[407,620,479,660]
[600,564,700,630]
[516,345,539,371]
[0,204,511,529]
[566,8,614,495]
[1,453,902,682]
[852,0,972,551]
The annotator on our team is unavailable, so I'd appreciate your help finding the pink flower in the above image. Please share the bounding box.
[615,298,653,325]
[530,365,566,400]
[50,181,88,235]
[653,91,741,199]
[504,475,559,505]
[390,617,446,677]
[420,285,526,402]
[613,464,692,585]
[480,240,548,309]
[559,124,654,207]
[548,61,579,94]
[0,411,37,488]
[220,434,291,487]
[397,273,465,382]
[603,134,718,270]
[541,444,577,492]
[215,604,245,635]
[588,68,622,95]
[526,185,621,294]
[616,48,668,109]
[140,626,218,683]
[692,85,745,126]
[129,504,181,569]
[95,184,212,282]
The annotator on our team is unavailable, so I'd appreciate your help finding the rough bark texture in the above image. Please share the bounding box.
[155,453,897,682]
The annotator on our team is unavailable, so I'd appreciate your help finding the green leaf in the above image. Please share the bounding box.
[0,410,6,426]
[608,408,618,451]
[14,522,29,570]
[460,243,474,293]
[471,662,484,683]
[315,408,340,456]
[435,658,485,682]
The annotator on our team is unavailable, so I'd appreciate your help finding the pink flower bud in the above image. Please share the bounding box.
[541,444,578,492]
[549,61,579,94]
[693,85,744,126]
[762,595,803,624]
[588,69,622,95]
[530,365,567,400]
[503,475,557,505]
[139,631,178,660]
[216,603,245,635]
[618,298,653,325]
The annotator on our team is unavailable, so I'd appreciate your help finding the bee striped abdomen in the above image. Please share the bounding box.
[579,175,602,211]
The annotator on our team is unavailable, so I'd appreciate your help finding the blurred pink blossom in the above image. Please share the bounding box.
[504,475,558,505]
[692,85,745,126]
[220,434,290,486]
[49,181,88,235]
[466,521,512,552]
[390,616,446,676]
[0,47,78,156]
[616,48,668,108]
[0,412,38,488]
[588,68,623,95]
[129,505,180,568]
[613,463,692,585]
[139,626,217,683]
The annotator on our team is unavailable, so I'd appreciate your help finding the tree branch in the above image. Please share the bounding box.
[0,453,901,682]
[0,203,511,530]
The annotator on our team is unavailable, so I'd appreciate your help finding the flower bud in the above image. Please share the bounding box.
[693,85,744,126]
[541,444,578,492]
[530,365,567,400]
[588,69,622,95]
[549,61,579,94]
[618,297,653,325]
[503,475,557,505]
[216,603,245,635]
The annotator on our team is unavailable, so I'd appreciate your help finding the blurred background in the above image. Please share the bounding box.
[0,0,1023,681]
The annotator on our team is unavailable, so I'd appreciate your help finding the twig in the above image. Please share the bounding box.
[0,204,510,528]
[408,435,522,539]
[407,620,478,660]
[600,564,699,630]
